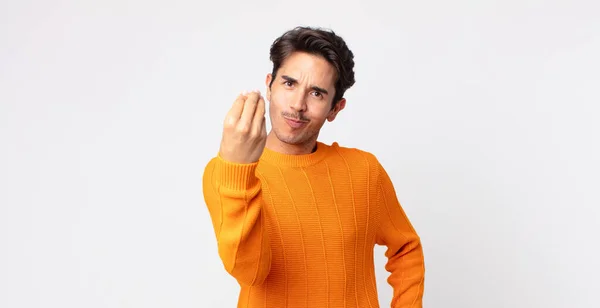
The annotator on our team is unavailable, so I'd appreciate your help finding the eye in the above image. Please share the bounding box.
[311,91,322,98]
[283,81,293,87]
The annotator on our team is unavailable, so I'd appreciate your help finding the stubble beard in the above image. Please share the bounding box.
[273,122,314,146]
[268,100,321,148]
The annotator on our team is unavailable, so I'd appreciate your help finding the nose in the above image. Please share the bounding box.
[289,91,307,112]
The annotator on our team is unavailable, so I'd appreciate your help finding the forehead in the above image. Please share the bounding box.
[277,52,337,89]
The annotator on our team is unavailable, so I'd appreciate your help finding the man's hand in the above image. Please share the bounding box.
[219,90,267,164]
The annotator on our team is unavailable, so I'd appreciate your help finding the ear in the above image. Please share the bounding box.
[327,98,346,122]
[265,73,273,101]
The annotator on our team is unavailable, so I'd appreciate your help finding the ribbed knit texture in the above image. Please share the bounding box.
[202,142,425,308]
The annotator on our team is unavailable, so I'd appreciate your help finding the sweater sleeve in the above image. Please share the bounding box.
[202,155,271,286]
[375,162,425,307]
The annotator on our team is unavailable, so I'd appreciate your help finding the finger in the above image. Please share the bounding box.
[260,116,267,137]
[252,95,266,132]
[239,91,260,126]
[225,93,246,125]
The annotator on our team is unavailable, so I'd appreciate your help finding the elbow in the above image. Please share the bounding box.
[386,234,424,264]
[235,266,271,286]
[220,247,272,287]
[228,255,272,286]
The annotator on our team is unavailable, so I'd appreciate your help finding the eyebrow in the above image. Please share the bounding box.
[281,75,329,95]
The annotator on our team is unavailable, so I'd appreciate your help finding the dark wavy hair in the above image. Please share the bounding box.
[268,26,356,108]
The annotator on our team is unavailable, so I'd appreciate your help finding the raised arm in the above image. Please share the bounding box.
[202,90,271,286]
[203,156,271,286]
[375,161,425,307]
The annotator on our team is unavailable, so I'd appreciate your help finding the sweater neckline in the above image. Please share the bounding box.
[260,141,331,167]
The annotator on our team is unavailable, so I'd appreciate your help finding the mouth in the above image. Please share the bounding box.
[284,117,308,129]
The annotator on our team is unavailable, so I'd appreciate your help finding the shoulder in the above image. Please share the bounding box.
[325,141,383,170]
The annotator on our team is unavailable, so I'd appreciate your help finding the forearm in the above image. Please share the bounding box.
[202,156,271,286]
[385,235,425,307]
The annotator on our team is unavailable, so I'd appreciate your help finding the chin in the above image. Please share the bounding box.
[274,128,310,145]
[277,134,304,145]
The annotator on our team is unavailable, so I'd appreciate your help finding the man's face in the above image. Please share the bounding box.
[265,51,346,148]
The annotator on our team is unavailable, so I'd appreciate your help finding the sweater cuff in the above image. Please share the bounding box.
[216,155,260,191]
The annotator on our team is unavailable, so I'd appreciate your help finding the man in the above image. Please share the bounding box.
[203,26,425,307]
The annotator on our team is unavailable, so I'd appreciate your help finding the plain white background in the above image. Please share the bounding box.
[1,0,599,307]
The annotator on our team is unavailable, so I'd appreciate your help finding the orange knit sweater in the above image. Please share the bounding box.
[202,141,425,307]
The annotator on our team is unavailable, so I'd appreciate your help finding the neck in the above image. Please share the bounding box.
[265,131,318,155]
